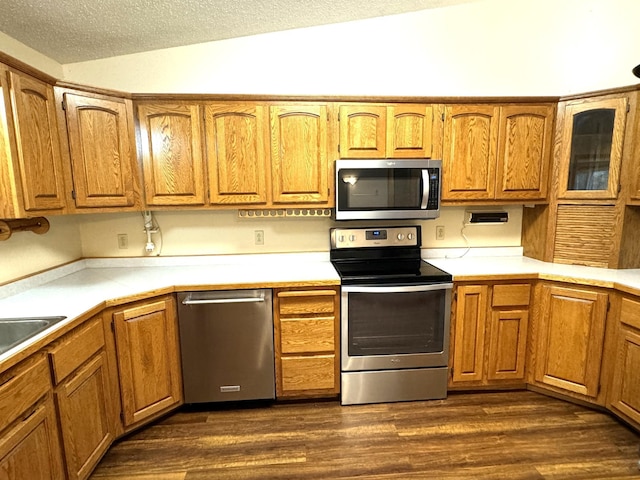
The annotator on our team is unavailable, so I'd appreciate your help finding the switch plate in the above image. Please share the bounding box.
[117,233,129,249]
[254,230,264,245]
[435,225,445,241]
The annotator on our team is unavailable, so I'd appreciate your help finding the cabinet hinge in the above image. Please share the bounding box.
[441,112,445,121]
[119,412,124,423]
[110,320,115,332]
[607,301,611,312]
[71,190,76,200]
[627,103,631,113]
[337,144,340,153]
[61,100,66,111]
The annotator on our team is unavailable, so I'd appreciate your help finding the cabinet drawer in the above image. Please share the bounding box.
[492,284,531,307]
[48,316,105,385]
[280,317,335,354]
[620,297,640,330]
[281,355,335,392]
[0,355,50,433]
[278,290,336,316]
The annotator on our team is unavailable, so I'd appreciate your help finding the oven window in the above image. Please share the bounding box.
[347,290,446,356]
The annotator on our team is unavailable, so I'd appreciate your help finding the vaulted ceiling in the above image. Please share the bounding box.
[0,0,482,63]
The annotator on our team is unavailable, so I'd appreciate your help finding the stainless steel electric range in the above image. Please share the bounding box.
[330,225,453,405]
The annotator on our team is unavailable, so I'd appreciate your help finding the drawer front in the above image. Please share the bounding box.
[281,355,336,392]
[0,355,51,433]
[492,284,531,307]
[620,297,640,330]
[49,316,105,385]
[278,290,336,316]
[280,317,335,354]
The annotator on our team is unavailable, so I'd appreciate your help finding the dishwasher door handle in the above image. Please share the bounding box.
[182,296,265,305]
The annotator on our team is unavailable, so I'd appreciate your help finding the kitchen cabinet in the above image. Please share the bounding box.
[205,102,269,205]
[338,103,439,159]
[48,315,115,480]
[532,283,609,403]
[0,64,67,217]
[112,295,183,430]
[137,102,206,206]
[556,95,628,200]
[450,282,530,387]
[56,88,141,211]
[274,287,340,398]
[270,104,331,205]
[608,295,640,428]
[442,104,554,202]
[0,354,65,479]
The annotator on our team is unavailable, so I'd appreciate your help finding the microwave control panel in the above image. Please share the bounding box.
[330,226,421,249]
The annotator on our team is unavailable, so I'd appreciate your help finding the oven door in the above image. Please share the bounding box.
[341,283,452,372]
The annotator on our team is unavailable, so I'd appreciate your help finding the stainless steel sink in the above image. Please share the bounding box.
[0,316,67,355]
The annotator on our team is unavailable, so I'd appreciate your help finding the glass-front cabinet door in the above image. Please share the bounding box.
[557,96,628,199]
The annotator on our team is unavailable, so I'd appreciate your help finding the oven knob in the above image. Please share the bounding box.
[407,233,414,240]
[397,233,405,241]
[338,235,345,243]
[349,235,356,242]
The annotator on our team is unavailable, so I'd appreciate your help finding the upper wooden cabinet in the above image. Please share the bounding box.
[270,104,330,205]
[442,103,554,202]
[338,103,438,159]
[137,103,206,206]
[205,102,269,205]
[0,65,67,217]
[532,283,609,403]
[557,95,628,200]
[56,88,140,211]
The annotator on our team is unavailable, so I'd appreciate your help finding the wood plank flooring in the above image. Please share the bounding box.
[90,391,640,480]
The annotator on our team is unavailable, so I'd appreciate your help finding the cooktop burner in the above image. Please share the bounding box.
[329,226,452,285]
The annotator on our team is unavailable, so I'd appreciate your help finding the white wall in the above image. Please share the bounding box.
[62,0,640,96]
[78,207,523,258]
[0,31,63,78]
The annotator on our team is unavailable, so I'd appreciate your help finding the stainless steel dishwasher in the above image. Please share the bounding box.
[177,289,275,403]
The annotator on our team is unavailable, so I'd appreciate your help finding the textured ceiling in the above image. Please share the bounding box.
[0,0,481,64]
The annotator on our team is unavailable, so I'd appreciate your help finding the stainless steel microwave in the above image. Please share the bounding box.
[334,159,442,220]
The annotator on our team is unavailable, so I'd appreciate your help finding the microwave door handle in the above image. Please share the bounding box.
[421,169,429,209]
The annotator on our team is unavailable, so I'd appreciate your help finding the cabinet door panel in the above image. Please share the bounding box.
[535,285,608,398]
[56,352,113,480]
[339,105,386,158]
[442,105,498,200]
[271,105,329,204]
[387,104,433,158]
[64,93,136,207]
[280,355,336,392]
[487,309,528,381]
[0,398,64,480]
[8,71,66,211]
[609,325,640,424]
[138,103,205,206]
[205,103,268,205]
[452,284,488,383]
[557,97,627,200]
[495,105,553,200]
[113,297,182,429]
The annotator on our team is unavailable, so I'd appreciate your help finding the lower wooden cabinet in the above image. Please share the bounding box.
[450,282,530,388]
[0,355,65,479]
[274,287,340,398]
[532,283,609,403]
[112,295,183,430]
[48,315,115,480]
[608,296,640,427]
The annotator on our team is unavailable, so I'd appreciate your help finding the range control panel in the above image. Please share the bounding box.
[330,226,421,249]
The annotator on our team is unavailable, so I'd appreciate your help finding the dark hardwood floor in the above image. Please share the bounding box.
[90,391,640,480]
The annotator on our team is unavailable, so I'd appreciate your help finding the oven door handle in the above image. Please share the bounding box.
[341,283,453,294]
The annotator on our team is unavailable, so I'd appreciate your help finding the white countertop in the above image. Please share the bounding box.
[3,250,640,365]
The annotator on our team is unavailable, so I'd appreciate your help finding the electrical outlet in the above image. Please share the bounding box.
[117,233,129,249]
[435,225,445,241]
[254,230,264,246]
